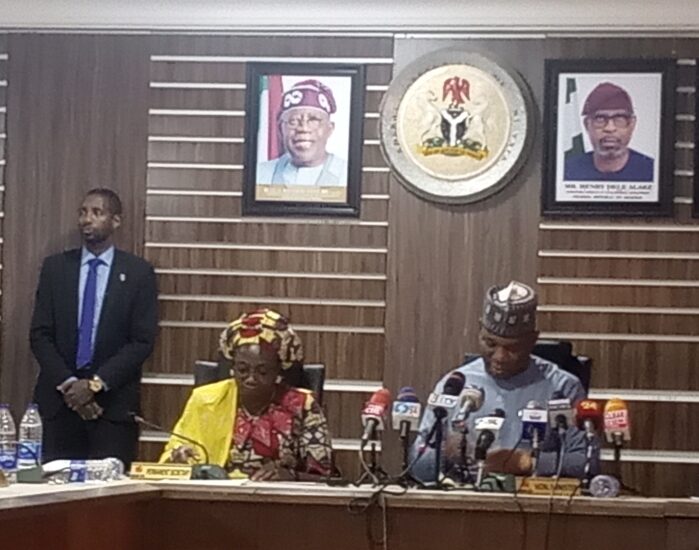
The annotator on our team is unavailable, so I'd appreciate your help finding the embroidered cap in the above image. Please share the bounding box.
[481,281,537,338]
[281,79,337,115]
[582,82,634,116]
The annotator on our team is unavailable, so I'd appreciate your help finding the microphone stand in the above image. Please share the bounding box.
[530,430,540,478]
[432,418,444,486]
[399,420,411,473]
[356,425,389,485]
[581,421,597,493]
[132,414,227,480]
[611,431,625,488]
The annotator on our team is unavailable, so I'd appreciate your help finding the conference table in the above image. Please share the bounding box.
[1,478,698,550]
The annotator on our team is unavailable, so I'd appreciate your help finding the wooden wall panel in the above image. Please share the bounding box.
[611,462,699,498]
[572,340,699,390]
[540,228,699,252]
[533,41,699,497]
[0,42,7,408]
[381,35,699,496]
[160,301,384,327]
[145,194,388,220]
[155,274,386,300]
[538,312,698,336]
[152,327,385,380]
[146,220,388,247]
[540,284,699,307]
[539,257,699,279]
[0,34,150,416]
[147,168,390,194]
[145,247,387,274]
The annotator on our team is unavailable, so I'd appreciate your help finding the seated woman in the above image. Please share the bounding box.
[160,308,333,481]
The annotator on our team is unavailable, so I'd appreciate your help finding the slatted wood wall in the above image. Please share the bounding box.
[137,35,393,474]
[383,35,699,497]
[0,36,6,332]
[0,32,696,496]
[538,56,699,497]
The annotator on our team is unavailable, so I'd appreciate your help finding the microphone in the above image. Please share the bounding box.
[421,371,465,484]
[392,386,422,474]
[130,414,227,480]
[520,400,547,476]
[474,409,506,486]
[576,399,603,489]
[547,393,575,437]
[603,398,631,445]
[452,385,484,427]
[360,388,392,446]
[391,387,422,437]
[474,409,506,460]
[576,399,603,438]
[427,371,465,420]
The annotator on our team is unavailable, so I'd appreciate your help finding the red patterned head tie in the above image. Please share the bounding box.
[219,308,304,370]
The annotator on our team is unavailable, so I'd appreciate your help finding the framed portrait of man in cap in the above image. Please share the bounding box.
[243,63,365,216]
[542,58,675,216]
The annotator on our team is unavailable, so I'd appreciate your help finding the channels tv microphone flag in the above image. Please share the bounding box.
[357,388,392,485]
[360,388,392,446]
[392,387,422,472]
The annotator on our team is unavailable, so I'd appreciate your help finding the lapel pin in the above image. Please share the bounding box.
[119,273,126,282]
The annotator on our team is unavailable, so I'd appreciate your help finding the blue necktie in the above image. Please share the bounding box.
[76,258,103,369]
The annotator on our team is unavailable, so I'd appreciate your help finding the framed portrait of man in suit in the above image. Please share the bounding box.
[542,58,676,216]
[243,62,365,217]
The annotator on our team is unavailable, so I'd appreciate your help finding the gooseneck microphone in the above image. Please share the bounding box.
[130,413,227,480]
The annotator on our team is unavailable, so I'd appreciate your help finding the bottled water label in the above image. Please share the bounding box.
[69,460,87,483]
[17,441,42,468]
[0,449,16,470]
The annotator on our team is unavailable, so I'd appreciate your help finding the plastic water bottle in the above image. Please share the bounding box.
[17,404,43,469]
[44,458,125,484]
[589,474,621,498]
[0,404,17,482]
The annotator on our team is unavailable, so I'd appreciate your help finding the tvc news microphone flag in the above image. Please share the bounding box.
[361,388,392,445]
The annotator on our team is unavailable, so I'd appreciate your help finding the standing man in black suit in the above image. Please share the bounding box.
[30,188,158,467]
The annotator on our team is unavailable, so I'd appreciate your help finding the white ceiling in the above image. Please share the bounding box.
[0,0,697,31]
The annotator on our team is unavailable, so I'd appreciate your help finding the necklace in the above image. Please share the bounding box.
[240,390,276,417]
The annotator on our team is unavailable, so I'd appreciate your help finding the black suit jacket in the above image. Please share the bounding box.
[30,248,159,422]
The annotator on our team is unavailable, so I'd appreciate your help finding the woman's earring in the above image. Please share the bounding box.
[275,375,283,383]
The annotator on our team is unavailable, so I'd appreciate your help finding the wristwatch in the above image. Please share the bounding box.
[88,376,104,393]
